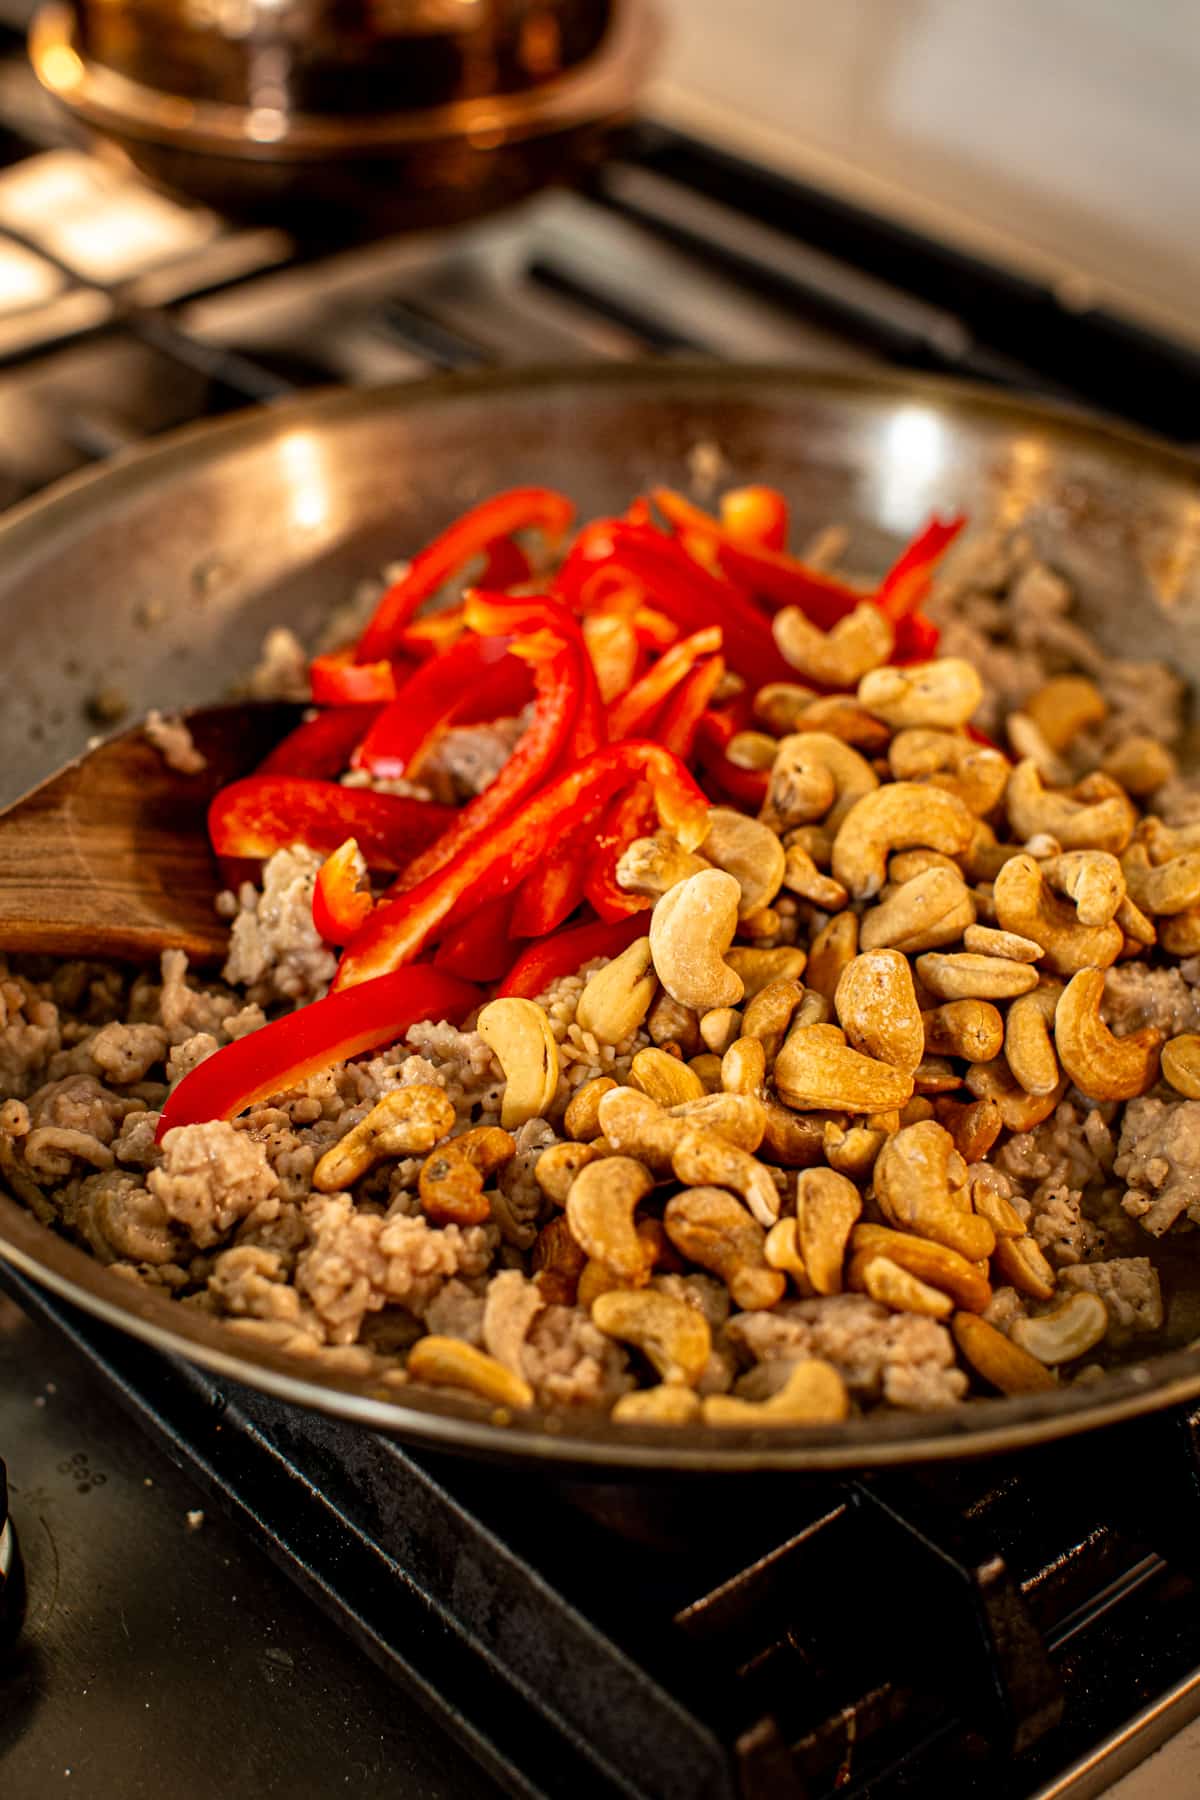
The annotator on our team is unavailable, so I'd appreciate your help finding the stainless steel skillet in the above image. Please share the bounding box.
[1,362,1199,1473]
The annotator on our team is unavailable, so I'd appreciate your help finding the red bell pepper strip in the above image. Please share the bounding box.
[657,654,726,760]
[878,514,966,619]
[605,626,723,740]
[695,710,770,809]
[310,648,402,706]
[311,838,374,945]
[335,742,708,989]
[498,914,647,1000]
[157,966,479,1135]
[433,895,517,982]
[355,488,575,663]
[582,783,658,922]
[893,611,941,664]
[352,634,530,780]
[509,835,588,937]
[394,594,590,892]
[392,605,466,659]
[209,777,455,871]
[478,537,532,589]
[258,705,384,779]
[632,606,680,651]
[719,485,789,553]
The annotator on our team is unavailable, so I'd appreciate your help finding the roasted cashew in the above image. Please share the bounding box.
[1115,894,1156,948]
[859,865,977,954]
[1101,734,1175,798]
[963,1058,1067,1132]
[862,1254,954,1319]
[774,1022,915,1114]
[721,1034,767,1098]
[612,1386,703,1425]
[532,1214,588,1305]
[849,1222,992,1313]
[565,1155,656,1282]
[1009,1291,1109,1365]
[687,1053,724,1093]
[575,1218,665,1309]
[772,599,894,687]
[699,1006,743,1056]
[991,853,1120,975]
[1005,760,1136,854]
[887,728,1009,816]
[702,1358,850,1426]
[727,947,807,998]
[564,1076,618,1142]
[832,782,976,900]
[872,1120,996,1261]
[700,807,787,916]
[764,1216,814,1293]
[1054,968,1163,1101]
[615,832,709,901]
[649,869,744,1011]
[781,842,851,910]
[629,1046,706,1108]
[951,1312,1057,1395]
[726,730,779,770]
[597,1085,764,1173]
[991,1233,1057,1302]
[962,922,1042,962]
[1038,850,1126,927]
[834,950,924,1073]
[1003,983,1063,1097]
[857,657,983,729]
[312,1085,455,1192]
[476,998,561,1130]
[669,1091,767,1152]
[1162,1033,1200,1099]
[805,910,860,999]
[664,1186,786,1311]
[407,1336,534,1410]
[742,976,804,1062]
[419,1126,515,1226]
[914,952,1040,1002]
[760,732,879,835]
[969,1174,1026,1238]
[534,1140,603,1206]
[1023,673,1107,752]
[575,937,658,1045]
[795,1166,861,1294]
[934,1094,1003,1162]
[823,1117,890,1181]
[646,992,702,1057]
[912,1055,963,1095]
[922,1000,1005,1063]
[752,681,818,735]
[781,694,891,752]
[1121,841,1200,917]
[590,1288,712,1387]
[672,1125,780,1228]
[1161,909,1200,957]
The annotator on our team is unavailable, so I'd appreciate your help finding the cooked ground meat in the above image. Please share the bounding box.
[1115,1097,1200,1237]
[149,1121,278,1249]
[1103,965,1200,1039]
[1059,1258,1164,1340]
[218,847,336,1006]
[144,710,207,774]
[728,1296,968,1411]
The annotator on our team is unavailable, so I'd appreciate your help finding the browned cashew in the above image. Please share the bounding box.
[565,1155,655,1282]
[914,952,1040,1002]
[1003,983,1063,1097]
[721,1034,768,1099]
[773,599,894,687]
[992,853,1122,974]
[752,682,818,734]
[963,1058,1067,1132]
[951,1312,1056,1396]
[823,1117,890,1181]
[742,976,804,1062]
[727,947,808,998]
[313,1085,456,1192]
[760,732,879,835]
[1038,850,1125,926]
[805,910,860,1000]
[699,1006,743,1056]
[700,807,787,915]
[832,783,976,900]
[407,1336,534,1410]
[612,1386,703,1425]
[834,950,925,1073]
[862,1255,954,1319]
[1162,1033,1200,1099]
[1054,968,1163,1100]
[774,1024,915,1114]
[1121,841,1200,917]
[576,937,658,1045]
[764,1216,814,1292]
[859,865,977,954]
[615,832,709,902]
[476,998,561,1129]
[668,1091,767,1152]
[1008,1291,1109,1365]
[590,1288,712,1387]
[1005,760,1136,853]
[795,1166,861,1294]
[991,1233,1057,1302]
[934,1095,1003,1162]
[1101,735,1175,797]
[629,1046,706,1108]
[649,869,744,1011]
[780,694,892,751]
[887,728,1009,815]
[702,1359,850,1426]
[848,1222,992,1313]
[781,842,850,910]
[1023,674,1107,751]
[961,922,1042,962]
[534,1140,603,1206]
[672,1126,780,1228]
[922,1000,1004,1063]
[664,1186,786,1311]
[857,658,983,729]
[419,1126,516,1226]
[532,1215,588,1305]
[564,1076,619,1142]
[727,730,780,770]
[872,1120,996,1261]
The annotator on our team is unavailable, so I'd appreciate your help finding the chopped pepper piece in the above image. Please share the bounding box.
[209,776,455,871]
[582,782,658,922]
[498,914,647,999]
[258,704,384,779]
[311,838,374,945]
[657,653,726,760]
[157,966,479,1133]
[309,648,404,706]
[352,633,530,781]
[605,626,723,739]
[433,895,516,982]
[719,485,789,552]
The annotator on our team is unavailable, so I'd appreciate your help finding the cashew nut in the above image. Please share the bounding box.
[663,1186,786,1311]
[992,1232,1057,1302]
[1003,983,1062,1097]
[781,842,850,910]
[823,1118,890,1181]
[849,1222,992,1312]
[565,1155,655,1282]
[872,1120,996,1261]
[1121,842,1200,917]
[962,922,1042,962]
[862,1254,954,1319]
[575,937,658,1045]
[419,1125,515,1226]
[590,1288,712,1387]
[476,998,561,1130]
[699,1006,743,1056]
[859,865,977,954]
[1005,760,1136,854]
[760,732,879,835]
[612,1386,703,1425]
[646,992,702,1057]
[785,694,892,751]
[1039,850,1126,926]
[1162,1033,1200,1099]
[773,599,894,687]
[629,1046,706,1108]
[764,1216,813,1292]
[832,783,976,900]
[774,1023,915,1114]
[649,868,744,1011]
[1054,968,1163,1100]
[795,1166,861,1294]
[857,658,983,729]
[727,947,807,998]
[914,952,1040,1002]
[615,832,709,901]
[564,1075,619,1142]
[951,1312,1056,1395]
[963,1058,1067,1132]
[532,1215,588,1305]
[313,1085,455,1192]
[742,976,804,1062]
[721,1034,767,1099]
[702,1359,850,1427]
[887,728,1009,816]
[1023,674,1107,752]
[534,1140,603,1206]
[992,853,1122,975]
[805,910,860,999]
[1009,1291,1109,1365]
[922,1000,1004,1063]
[835,950,924,1073]
[699,807,787,916]
[407,1336,534,1410]
[672,1125,780,1228]
[727,730,779,770]
[1101,734,1175,797]
[670,1090,768,1151]
[934,1095,1003,1163]
[753,681,817,735]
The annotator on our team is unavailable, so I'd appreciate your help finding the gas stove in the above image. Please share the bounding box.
[2,16,1200,1799]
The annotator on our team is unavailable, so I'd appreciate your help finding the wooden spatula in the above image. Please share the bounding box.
[0,702,302,963]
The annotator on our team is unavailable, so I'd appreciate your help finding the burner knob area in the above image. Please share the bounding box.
[0,1457,23,1643]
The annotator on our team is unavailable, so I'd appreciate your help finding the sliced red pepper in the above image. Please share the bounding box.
[352,634,530,780]
[878,514,966,619]
[893,611,941,664]
[156,966,479,1134]
[335,742,708,989]
[657,653,726,760]
[582,782,658,922]
[695,709,770,809]
[433,895,516,982]
[258,705,384,779]
[394,594,590,892]
[312,838,374,945]
[392,605,466,659]
[478,536,532,589]
[498,914,647,1000]
[356,487,575,663]
[509,836,588,937]
[605,626,723,740]
[580,611,639,707]
[310,648,403,706]
[632,606,680,651]
[209,777,455,871]
[719,485,789,552]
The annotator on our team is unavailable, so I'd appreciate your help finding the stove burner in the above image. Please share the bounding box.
[0,1455,22,1644]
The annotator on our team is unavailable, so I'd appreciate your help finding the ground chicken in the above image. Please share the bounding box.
[208,1245,305,1323]
[144,710,207,774]
[157,949,246,1045]
[728,1296,968,1410]
[66,1168,176,1265]
[1115,1097,1200,1236]
[523,1303,634,1408]
[219,848,336,1006]
[1103,966,1200,1039]
[149,1120,278,1249]
[482,1269,546,1375]
[423,1279,486,1346]
[1059,1258,1164,1340]
[295,1195,494,1345]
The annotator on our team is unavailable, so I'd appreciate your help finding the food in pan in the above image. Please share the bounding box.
[2,480,1197,1425]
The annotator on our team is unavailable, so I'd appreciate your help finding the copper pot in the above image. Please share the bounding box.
[28,0,659,233]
